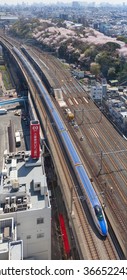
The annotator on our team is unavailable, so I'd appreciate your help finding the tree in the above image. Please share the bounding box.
[103,42,120,52]
[58,43,67,58]
[117,36,127,44]
[95,51,114,77]
[69,51,80,63]
[84,45,97,60]
[90,62,100,77]
[107,67,116,79]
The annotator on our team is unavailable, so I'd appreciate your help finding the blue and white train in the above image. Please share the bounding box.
[13,46,108,236]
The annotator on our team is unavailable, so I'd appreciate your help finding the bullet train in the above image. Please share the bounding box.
[13,46,108,236]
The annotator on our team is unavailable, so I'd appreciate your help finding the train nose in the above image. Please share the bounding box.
[99,221,107,236]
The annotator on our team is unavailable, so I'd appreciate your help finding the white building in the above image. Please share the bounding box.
[91,85,102,101]
[0,150,51,260]
[91,81,107,102]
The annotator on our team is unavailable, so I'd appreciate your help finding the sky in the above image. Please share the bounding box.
[0,0,127,5]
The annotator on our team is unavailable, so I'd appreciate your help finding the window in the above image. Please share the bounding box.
[26,235,31,239]
[37,233,44,238]
[37,218,44,224]
[94,205,103,221]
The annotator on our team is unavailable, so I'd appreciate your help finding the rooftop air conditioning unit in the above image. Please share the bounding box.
[34,182,41,191]
[4,204,10,212]
[23,196,27,204]
[11,196,16,204]
[10,203,17,212]
[2,168,7,176]
[17,198,22,204]
[0,233,3,243]
[11,179,19,190]
[5,197,10,205]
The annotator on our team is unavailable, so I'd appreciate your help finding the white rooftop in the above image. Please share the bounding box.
[0,151,50,213]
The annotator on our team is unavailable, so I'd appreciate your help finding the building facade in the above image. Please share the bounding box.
[0,150,51,260]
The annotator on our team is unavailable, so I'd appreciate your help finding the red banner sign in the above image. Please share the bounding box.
[30,121,40,159]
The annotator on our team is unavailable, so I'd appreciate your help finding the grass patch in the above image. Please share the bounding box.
[0,65,6,71]
[0,65,13,90]
[61,63,70,70]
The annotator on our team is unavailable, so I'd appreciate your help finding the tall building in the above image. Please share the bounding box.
[0,126,51,259]
[90,84,103,102]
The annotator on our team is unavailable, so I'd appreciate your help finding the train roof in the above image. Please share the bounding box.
[76,165,100,206]
[61,130,81,165]
[52,110,65,131]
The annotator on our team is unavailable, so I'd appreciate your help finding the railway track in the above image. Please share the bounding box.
[28,76,104,259]
[24,58,118,259]
[46,60,127,244]
[23,46,123,258]
[76,108,127,207]
[60,115,119,259]
[34,56,127,255]
[29,77,101,259]
[69,106,127,249]
[0,37,122,258]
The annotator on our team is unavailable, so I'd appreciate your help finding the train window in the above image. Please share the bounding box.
[94,205,103,221]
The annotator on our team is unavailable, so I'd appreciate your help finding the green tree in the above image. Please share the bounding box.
[90,62,100,77]
[117,36,127,44]
[103,42,120,52]
[95,51,114,77]
[58,43,67,58]
[107,67,116,79]
[70,51,80,63]
[84,45,97,60]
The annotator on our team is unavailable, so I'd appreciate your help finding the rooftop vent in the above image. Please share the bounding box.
[11,179,19,190]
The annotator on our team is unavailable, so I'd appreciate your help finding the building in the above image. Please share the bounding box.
[106,98,127,132]
[102,79,107,98]
[90,85,102,102]
[0,119,51,260]
[72,69,84,79]
[90,80,107,102]
[0,15,18,27]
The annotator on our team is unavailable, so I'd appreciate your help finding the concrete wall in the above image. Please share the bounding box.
[0,207,51,260]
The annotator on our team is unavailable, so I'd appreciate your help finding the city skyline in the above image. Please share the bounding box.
[0,0,127,6]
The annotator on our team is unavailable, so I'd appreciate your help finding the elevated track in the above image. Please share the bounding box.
[0,35,126,259]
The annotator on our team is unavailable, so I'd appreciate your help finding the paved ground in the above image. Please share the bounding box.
[44,156,80,260]
[0,117,7,171]
[0,72,6,95]
[0,103,29,171]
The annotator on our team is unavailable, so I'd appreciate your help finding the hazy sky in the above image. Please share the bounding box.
[0,0,127,5]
